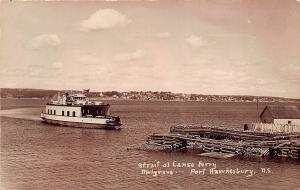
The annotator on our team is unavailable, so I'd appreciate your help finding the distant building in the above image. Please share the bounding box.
[16,94,24,99]
[2,93,13,98]
[260,105,300,125]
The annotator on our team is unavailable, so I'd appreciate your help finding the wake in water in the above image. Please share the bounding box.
[0,108,42,121]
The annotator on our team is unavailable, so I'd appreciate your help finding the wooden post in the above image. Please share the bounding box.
[256,96,259,123]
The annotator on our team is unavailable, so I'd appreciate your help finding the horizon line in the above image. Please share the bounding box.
[1,87,300,100]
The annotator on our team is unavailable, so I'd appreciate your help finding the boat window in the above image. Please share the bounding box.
[62,111,64,116]
[54,110,56,115]
[47,109,49,114]
[73,111,76,117]
[50,110,52,115]
[67,111,70,116]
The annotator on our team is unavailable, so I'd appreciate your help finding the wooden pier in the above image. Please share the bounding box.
[145,125,300,160]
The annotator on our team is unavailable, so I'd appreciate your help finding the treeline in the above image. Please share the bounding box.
[1,88,299,103]
[1,88,59,99]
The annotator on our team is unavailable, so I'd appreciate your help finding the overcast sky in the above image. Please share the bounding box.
[0,0,300,98]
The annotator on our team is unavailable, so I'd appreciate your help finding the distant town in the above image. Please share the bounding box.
[1,88,300,103]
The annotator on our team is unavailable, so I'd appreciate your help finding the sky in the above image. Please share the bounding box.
[0,0,300,98]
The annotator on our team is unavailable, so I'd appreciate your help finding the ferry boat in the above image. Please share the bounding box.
[40,92,122,130]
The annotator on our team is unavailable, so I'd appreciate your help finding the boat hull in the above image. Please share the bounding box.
[40,114,122,130]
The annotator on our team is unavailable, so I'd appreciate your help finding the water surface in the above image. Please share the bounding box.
[1,99,300,190]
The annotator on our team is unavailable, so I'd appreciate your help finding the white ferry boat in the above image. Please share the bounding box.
[40,92,122,130]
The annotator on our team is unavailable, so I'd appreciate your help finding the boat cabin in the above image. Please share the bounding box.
[45,92,111,118]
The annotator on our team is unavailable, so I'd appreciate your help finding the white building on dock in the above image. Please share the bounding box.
[260,105,300,126]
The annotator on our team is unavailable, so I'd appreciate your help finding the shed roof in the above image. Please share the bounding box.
[260,105,300,119]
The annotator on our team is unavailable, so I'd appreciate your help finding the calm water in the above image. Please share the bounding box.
[1,99,300,190]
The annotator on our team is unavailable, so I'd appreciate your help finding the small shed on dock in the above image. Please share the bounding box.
[260,105,300,125]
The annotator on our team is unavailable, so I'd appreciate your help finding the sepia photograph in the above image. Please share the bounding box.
[1,0,300,189]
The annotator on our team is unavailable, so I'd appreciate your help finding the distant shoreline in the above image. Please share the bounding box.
[1,88,300,102]
[1,97,300,103]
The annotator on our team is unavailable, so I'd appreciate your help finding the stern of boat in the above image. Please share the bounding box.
[106,116,122,127]
[40,112,46,120]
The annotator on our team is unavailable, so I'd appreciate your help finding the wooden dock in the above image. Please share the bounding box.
[145,125,300,160]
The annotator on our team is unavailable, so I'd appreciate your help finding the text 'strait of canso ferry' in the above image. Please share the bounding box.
[40,92,122,130]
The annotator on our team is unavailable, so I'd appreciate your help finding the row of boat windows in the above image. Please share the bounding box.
[82,109,107,115]
[47,109,76,117]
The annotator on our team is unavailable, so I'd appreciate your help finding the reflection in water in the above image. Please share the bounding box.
[1,100,300,190]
